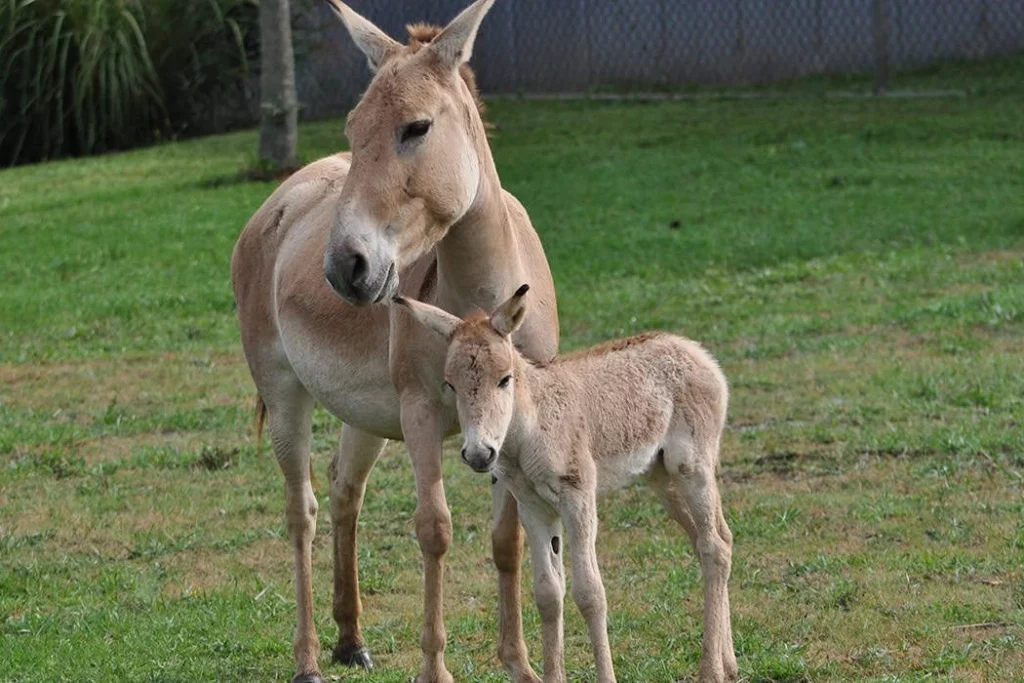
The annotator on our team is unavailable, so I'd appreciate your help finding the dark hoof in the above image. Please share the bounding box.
[333,642,374,669]
[291,674,325,683]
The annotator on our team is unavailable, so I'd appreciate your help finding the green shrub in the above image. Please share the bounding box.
[144,0,258,138]
[0,0,258,166]
[0,0,163,164]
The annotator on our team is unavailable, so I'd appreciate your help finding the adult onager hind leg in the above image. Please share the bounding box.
[396,288,736,682]
[231,2,559,681]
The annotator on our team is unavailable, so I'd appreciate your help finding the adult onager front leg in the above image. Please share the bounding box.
[231,1,559,680]
[328,424,386,667]
[399,397,454,682]
[396,288,736,682]
[262,384,320,681]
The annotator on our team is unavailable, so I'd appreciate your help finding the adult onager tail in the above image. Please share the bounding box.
[230,2,559,681]
[396,287,736,683]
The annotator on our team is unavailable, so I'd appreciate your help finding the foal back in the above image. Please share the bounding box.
[541,332,728,489]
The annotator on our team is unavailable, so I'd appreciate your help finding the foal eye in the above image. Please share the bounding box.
[498,375,512,389]
[401,119,432,144]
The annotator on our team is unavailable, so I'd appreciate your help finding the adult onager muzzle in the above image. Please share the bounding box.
[323,236,397,305]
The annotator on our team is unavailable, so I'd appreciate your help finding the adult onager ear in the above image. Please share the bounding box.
[325,0,400,72]
[490,284,529,337]
[428,0,495,69]
[393,296,463,340]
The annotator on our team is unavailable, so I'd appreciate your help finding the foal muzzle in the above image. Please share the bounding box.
[461,445,497,473]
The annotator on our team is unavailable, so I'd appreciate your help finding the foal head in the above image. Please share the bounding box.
[323,0,495,305]
[395,285,530,472]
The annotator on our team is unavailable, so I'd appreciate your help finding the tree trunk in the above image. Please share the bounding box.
[259,0,298,171]
[872,0,891,96]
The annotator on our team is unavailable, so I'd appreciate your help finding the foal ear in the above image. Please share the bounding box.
[326,0,400,72]
[393,296,462,340]
[428,0,495,70]
[490,284,529,337]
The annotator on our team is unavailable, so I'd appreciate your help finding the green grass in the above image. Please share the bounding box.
[2,62,1023,682]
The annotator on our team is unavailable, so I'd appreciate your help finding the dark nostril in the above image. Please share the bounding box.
[461,447,468,461]
[486,446,496,463]
[324,263,343,292]
[345,250,368,287]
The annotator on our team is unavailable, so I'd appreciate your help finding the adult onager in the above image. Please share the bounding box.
[230,2,559,681]
[396,287,737,683]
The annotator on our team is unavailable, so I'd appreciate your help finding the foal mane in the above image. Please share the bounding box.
[405,23,488,121]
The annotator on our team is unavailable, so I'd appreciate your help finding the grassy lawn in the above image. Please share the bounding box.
[2,62,1023,681]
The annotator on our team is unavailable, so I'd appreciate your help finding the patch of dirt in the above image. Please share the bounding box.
[854,446,938,459]
[958,247,1024,267]
[0,351,250,413]
[159,537,291,598]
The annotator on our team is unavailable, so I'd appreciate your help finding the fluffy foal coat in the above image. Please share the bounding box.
[395,286,737,683]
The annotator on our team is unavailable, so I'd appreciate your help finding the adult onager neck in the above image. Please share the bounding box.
[397,288,737,683]
[230,2,558,682]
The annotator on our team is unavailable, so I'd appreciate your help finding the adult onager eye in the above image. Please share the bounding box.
[401,120,432,144]
[498,375,512,389]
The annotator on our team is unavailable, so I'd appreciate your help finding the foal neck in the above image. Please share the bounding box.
[504,352,546,454]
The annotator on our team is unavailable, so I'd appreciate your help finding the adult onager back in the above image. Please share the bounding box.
[230,2,559,681]
[397,287,737,683]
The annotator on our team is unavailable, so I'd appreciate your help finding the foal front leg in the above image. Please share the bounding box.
[562,489,616,683]
[492,480,542,683]
[518,500,566,683]
[401,397,454,683]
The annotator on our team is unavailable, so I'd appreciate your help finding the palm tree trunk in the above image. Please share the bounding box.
[259,0,298,170]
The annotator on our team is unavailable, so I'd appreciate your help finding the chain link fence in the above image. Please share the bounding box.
[297,0,1024,117]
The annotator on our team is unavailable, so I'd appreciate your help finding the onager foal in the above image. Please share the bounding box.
[396,287,737,683]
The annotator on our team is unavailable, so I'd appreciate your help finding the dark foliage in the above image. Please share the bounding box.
[0,0,259,167]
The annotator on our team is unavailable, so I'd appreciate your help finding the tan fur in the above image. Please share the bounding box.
[405,23,488,122]
[231,2,556,682]
[399,292,737,683]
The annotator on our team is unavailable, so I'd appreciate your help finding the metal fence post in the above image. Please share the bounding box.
[872,0,892,95]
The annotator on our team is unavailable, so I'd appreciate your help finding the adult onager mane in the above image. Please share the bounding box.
[230,2,558,681]
[397,287,737,683]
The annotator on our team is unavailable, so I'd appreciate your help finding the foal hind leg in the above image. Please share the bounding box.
[658,443,735,682]
[717,513,737,678]
[263,379,322,683]
[650,473,737,680]
[329,424,387,668]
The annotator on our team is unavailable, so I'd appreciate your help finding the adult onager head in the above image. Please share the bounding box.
[398,288,737,683]
[323,0,493,305]
[230,1,559,682]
